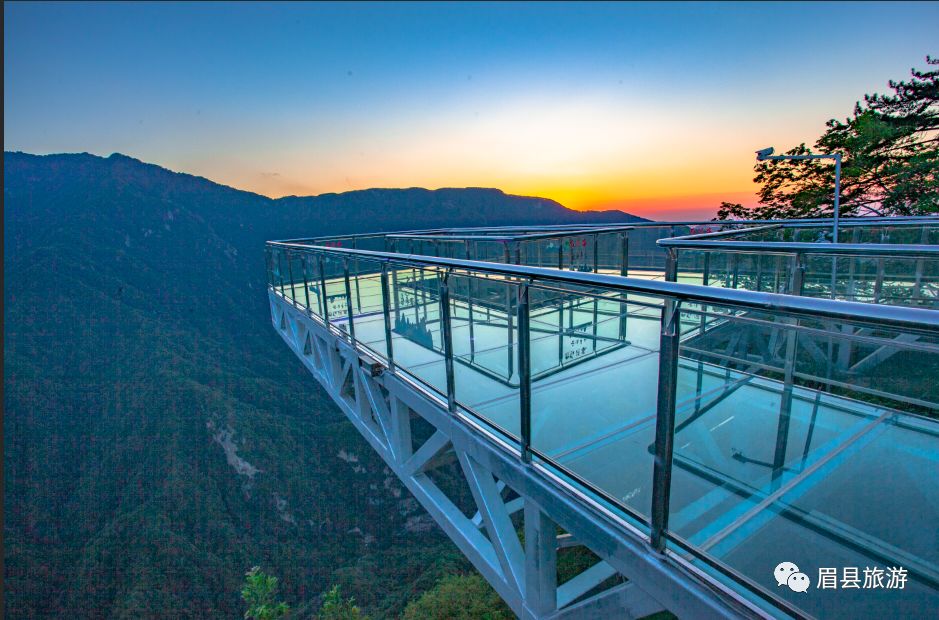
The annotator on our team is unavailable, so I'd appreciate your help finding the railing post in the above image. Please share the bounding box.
[391,261,401,318]
[351,238,363,312]
[774,254,782,292]
[301,254,312,314]
[465,244,477,362]
[651,297,681,553]
[517,283,532,463]
[755,254,763,292]
[621,231,629,277]
[507,280,515,381]
[873,257,885,304]
[914,225,927,304]
[789,253,806,295]
[773,321,797,487]
[277,249,287,294]
[731,253,740,289]
[702,252,711,287]
[343,258,356,341]
[439,270,457,414]
[380,263,395,370]
[317,254,330,322]
[286,251,298,306]
[664,248,678,283]
[592,234,599,273]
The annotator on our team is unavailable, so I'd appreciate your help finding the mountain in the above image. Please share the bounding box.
[2,151,644,618]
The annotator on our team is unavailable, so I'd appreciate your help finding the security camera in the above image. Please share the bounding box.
[756,147,775,161]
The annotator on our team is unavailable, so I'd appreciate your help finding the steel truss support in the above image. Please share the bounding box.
[270,291,756,620]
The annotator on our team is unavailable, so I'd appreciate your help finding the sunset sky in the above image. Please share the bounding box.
[5,2,938,219]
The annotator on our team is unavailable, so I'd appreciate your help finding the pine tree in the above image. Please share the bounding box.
[719,56,938,219]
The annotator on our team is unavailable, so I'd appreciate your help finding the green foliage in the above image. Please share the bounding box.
[318,585,368,620]
[719,56,938,220]
[242,567,290,620]
[2,150,645,619]
[401,574,512,620]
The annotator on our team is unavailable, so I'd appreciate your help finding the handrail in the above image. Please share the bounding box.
[408,215,939,233]
[658,219,939,248]
[266,241,939,332]
[657,224,784,242]
[275,216,939,246]
[387,225,636,243]
[657,239,939,256]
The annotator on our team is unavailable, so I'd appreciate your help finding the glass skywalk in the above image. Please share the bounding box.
[267,217,939,619]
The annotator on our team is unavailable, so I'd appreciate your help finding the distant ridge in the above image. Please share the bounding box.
[3,151,647,235]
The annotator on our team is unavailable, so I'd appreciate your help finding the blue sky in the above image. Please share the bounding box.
[5,2,938,217]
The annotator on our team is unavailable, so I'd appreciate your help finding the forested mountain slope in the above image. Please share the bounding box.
[3,151,642,617]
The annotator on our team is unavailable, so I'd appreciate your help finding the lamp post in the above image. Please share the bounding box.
[756,147,843,243]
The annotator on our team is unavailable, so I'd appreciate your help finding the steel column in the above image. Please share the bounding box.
[664,249,678,283]
[343,259,356,341]
[621,232,629,277]
[301,255,312,313]
[286,251,298,306]
[439,270,457,413]
[318,255,330,322]
[518,283,532,463]
[380,263,395,369]
[650,296,681,553]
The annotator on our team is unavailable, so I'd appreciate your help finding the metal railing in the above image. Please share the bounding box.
[267,236,939,618]
[279,216,939,282]
[658,218,939,308]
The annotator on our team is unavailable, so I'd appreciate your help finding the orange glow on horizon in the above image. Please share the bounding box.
[227,165,761,220]
[557,190,760,219]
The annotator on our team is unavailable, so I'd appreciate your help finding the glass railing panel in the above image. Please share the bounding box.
[528,283,658,524]
[388,265,447,396]
[349,235,389,253]
[800,253,939,308]
[348,258,390,360]
[470,239,511,264]
[268,246,287,294]
[448,272,520,440]
[596,231,626,274]
[701,251,734,289]
[519,238,560,269]
[757,253,792,293]
[303,252,323,318]
[627,227,680,272]
[792,318,939,414]
[558,233,597,272]
[666,302,939,618]
[673,249,706,285]
[287,251,307,306]
[437,238,471,260]
[319,253,352,335]
[917,255,939,309]
[880,255,939,308]
[455,275,514,382]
